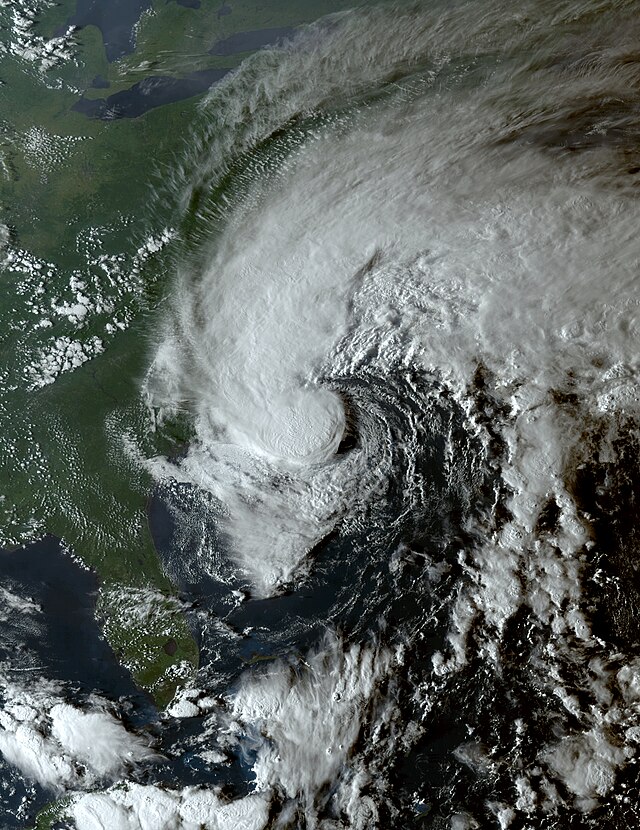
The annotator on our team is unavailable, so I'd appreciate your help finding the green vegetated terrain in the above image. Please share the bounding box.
[0,0,353,707]
[31,795,72,830]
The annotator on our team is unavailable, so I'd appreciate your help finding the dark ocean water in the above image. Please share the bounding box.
[0,537,148,705]
[6,2,640,826]
[142,372,488,825]
[0,538,154,827]
[0,536,268,826]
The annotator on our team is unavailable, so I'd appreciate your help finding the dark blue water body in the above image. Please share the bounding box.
[0,534,258,818]
[0,536,157,827]
[60,0,151,63]
[150,501,441,666]
[153,716,256,797]
[145,462,468,815]
[209,27,295,56]
[0,537,150,707]
[143,372,502,823]
[145,373,477,689]
[148,490,355,673]
[73,68,229,119]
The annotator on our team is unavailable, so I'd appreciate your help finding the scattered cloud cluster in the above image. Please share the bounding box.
[68,784,269,830]
[0,675,157,792]
[0,0,76,72]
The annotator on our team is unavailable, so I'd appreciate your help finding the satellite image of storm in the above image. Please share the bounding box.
[0,0,639,828]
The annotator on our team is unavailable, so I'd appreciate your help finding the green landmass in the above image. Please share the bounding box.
[0,0,352,707]
[31,796,72,830]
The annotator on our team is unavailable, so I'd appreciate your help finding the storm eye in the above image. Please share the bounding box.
[253,387,346,464]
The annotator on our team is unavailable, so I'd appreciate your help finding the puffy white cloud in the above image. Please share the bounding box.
[543,729,632,812]
[63,633,401,829]
[0,676,157,791]
[215,632,402,830]
[68,784,270,830]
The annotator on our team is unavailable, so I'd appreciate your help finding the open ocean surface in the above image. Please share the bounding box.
[1,1,640,828]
